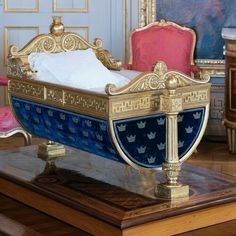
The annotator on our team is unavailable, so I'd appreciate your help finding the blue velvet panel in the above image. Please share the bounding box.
[11,96,205,169]
[11,97,122,163]
[113,108,205,168]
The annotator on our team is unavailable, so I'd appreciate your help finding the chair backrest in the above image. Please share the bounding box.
[129,20,196,76]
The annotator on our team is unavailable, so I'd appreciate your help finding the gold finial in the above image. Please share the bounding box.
[50,16,64,36]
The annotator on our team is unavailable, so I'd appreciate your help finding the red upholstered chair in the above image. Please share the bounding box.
[125,20,201,77]
[0,75,31,145]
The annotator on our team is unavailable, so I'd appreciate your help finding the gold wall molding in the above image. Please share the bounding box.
[53,0,89,13]
[65,26,89,41]
[4,26,39,65]
[4,0,39,13]
[139,0,156,27]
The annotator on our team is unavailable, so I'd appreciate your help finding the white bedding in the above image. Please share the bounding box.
[29,49,141,93]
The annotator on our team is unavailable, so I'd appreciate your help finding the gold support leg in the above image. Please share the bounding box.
[38,141,65,174]
[155,77,189,200]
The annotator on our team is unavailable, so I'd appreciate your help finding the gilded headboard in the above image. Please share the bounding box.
[7,16,121,79]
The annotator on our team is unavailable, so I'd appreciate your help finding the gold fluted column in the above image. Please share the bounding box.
[155,76,189,199]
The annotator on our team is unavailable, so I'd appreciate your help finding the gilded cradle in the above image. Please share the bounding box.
[7,17,210,199]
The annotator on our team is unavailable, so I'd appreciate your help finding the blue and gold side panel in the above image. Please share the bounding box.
[113,108,205,168]
[11,97,122,163]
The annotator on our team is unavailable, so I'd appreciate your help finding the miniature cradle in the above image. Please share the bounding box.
[7,17,210,199]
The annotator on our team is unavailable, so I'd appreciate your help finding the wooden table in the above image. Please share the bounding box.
[1,145,236,236]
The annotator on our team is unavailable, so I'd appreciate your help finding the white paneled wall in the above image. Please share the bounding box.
[0,0,139,105]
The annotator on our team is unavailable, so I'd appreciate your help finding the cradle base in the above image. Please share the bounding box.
[1,146,236,236]
[155,183,189,199]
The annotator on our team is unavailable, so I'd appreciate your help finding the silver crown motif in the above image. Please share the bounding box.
[45,120,51,127]
[137,121,146,129]
[117,124,127,132]
[95,143,103,150]
[14,102,20,108]
[178,140,184,148]
[157,118,165,125]
[33,124,40,131]
[57,124,63,130]
[57,132,64,138]
[60,113,66,120]
[24,104,30,111]
[23,114,29,120]
[147,156,156,164]
[45,128,50,134]
[96,134,103,141]
[82,131,89,137]
[72,117,78,124]
[177,115,184,122]
[69,135,75,142]
[33,117,39,123]
[185,126,193,134]
[82,140,89,146]
[137,146,146,154]
[147,132,156,140]
[48,110,53,117]
[36,107,42,114]
[108,148,116,154]
[157,142,165,150]
[69,127,75,133]
[84,120,92,127]
[127,135,136,143]
[193,112,201,119]
[99,123,107,131]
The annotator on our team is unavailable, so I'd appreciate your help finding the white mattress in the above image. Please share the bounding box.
[29,49,141,93]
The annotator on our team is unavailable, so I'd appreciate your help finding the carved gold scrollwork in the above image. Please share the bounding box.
[106,62,210,96]
[61,33,96,51]
[7,16,122,79]
[96,49,122,70]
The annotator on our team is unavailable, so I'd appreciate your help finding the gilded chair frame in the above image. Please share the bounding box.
[128,19,197,68]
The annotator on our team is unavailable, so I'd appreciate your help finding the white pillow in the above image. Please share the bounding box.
[28,49,129,91]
